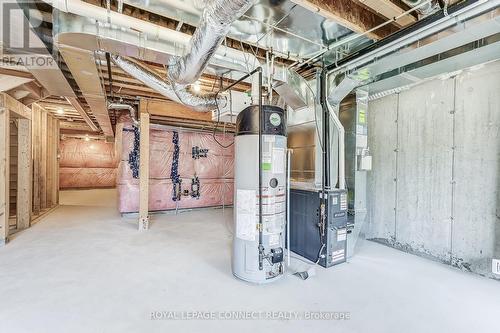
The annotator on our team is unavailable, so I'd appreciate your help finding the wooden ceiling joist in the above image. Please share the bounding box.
[65,97,99,132]
[0,68,34,80]
[290,0,399,40]
[356,0,417,27]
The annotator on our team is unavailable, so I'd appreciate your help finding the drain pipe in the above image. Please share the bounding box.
[108,103,139,126]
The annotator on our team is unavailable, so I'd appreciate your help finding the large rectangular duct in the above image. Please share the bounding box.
[274,69,314,110]
[58,46,113,138]
[1,1,98,132]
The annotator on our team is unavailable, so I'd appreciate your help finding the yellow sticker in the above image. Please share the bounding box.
[358,110,366,124]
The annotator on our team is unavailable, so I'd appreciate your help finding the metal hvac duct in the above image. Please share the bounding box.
[167,0,257,85]
[326,0,500,100]
[110,55,226,112]
[51,0,256,112]
[113,0,255,112]
[49,0,262,73]
[107,103,139,126]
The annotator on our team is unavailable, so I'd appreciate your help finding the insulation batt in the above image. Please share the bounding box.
[117,122,234,213]
[117,178,233,213]
[60,138,116,168]
[60,168,117,189]
[59,139,117,188]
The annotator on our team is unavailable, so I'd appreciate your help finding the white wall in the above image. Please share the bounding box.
[366,60,500,278]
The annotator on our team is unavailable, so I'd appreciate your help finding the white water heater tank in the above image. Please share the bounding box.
[232,105,287,283]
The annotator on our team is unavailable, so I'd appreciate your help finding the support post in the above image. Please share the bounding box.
[16,119,31,230]
[0,103,9,245]
[139,112,150,231]
[46,116,53,208]
[32,105,40,215]
[54,120,60,205]
[40,109,47,209]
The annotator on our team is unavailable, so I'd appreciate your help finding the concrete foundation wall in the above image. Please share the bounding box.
[366,61,500,278]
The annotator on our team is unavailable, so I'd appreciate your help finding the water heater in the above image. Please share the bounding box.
[232,105,287,283]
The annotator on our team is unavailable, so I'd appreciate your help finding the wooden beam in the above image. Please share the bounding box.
[3,93,31,120]
[40,108,47,209]
[53,119,61,205]
[139,99,212,122]
[0,95,10,245]
[16,118,31,230]
[0,68,34,79]
[357,0,416,27]
[65,97,99,132]
[46,116,53,208]
[46,116,59,207]
[139,112,150,231]
[32,105,41,215]
[59,121,94,132]
[290,0,398,40]
[17,81,48,102]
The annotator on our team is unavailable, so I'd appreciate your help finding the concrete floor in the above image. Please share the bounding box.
[0,189,499,333]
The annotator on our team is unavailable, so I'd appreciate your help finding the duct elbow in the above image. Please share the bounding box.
[171,83,228,112]
[111,55,225,113]
[167,0,257,86]
[108,103,139,126]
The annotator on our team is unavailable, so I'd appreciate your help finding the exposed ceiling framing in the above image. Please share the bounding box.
[3,0,449,136]
[289,0,400,39]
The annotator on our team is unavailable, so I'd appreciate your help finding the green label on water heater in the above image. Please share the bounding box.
[261,163,272,171]
[269,113,281,126]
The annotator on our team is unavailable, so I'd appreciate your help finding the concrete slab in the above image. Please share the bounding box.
[0,189,499,332]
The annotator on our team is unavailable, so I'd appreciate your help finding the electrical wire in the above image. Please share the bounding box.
[212,92,234,148]
[212,75,234,149]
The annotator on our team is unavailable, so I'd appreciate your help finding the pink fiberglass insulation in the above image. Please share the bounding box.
[117,123,234,213]
[117,178,234,213]
[119,127,233,179]
[60,138,116,168]
[59,138,118,189]
[60,167,117,189]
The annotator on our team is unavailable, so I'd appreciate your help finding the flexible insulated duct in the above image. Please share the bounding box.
[113,0,255,112]
[168,0,256,85]
[48,0,259,112]
[110,55,226,112]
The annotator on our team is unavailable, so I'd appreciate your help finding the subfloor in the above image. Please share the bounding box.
[1,189,499,333]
